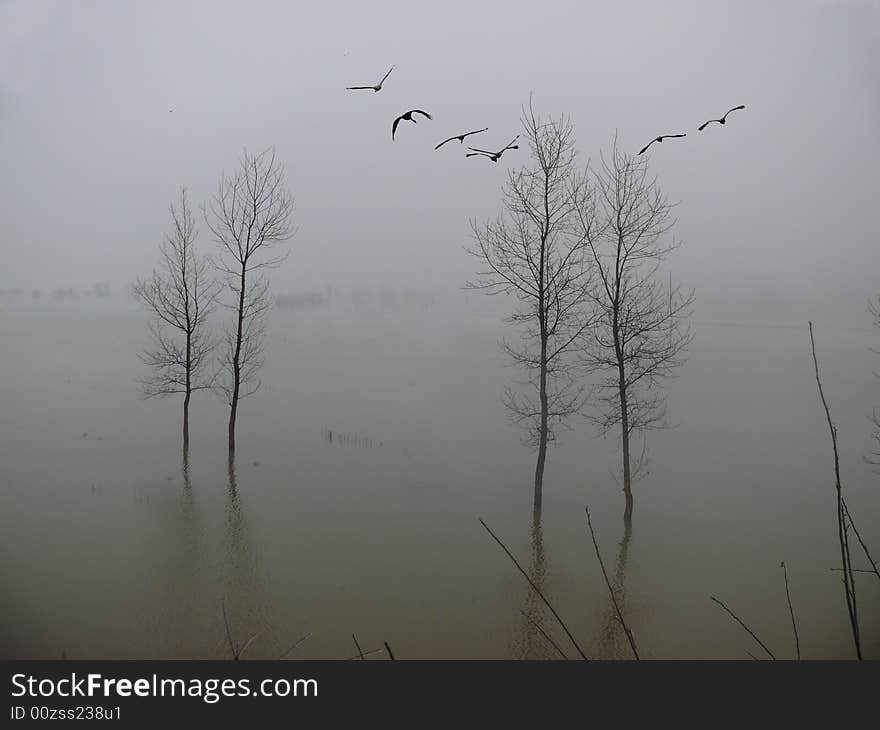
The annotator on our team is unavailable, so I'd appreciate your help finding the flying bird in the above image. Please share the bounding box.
[637,133,687,155]
[466,134,520,162]
[434,128,488,150]
[346,66,394,92]
[391,109,432,140]
[698,105,746,131]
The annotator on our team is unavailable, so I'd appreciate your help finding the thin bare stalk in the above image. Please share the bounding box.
[710,595,776,660]
[237,630,262,660]
[352,633,365,660]
[479,518,589,660]
[345,647,385,660]
[585,507,639,659]
[383,641,395,660]
[809,321,862,659]
[842,499,880,583]
[519,609,569,659]
[218,600,261,659]
[221,598,238,660]
[280,632,312,659]
[780,561,800,660]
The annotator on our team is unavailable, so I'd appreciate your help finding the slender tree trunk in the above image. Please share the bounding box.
[228,267,246,456]
[183,333,191,451]
[613,302,633,522]
[534,332,549,513]
[183,392,190,450]
[533,220,549,514]
[618,382,633,522]
[228,396,238,454]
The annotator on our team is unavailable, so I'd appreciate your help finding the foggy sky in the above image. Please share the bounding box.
[1,0,878,323]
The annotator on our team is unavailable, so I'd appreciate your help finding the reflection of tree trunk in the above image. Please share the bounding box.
[596,519,633,659]
[224,456,245,578]
[179,451,197,559]
[221,456,268,659]
[223,457,245,652]
[513,512,551,658]
[182,449,191,490]
[226,457,241,540]
[180,452,197,560]
[613,518,632,593]
[148,446,200,656]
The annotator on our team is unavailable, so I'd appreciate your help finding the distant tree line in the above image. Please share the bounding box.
[0,283,113,300]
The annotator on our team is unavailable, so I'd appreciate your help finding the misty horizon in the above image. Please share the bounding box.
[1,0,878,324]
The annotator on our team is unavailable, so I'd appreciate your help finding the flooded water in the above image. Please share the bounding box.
[1,294,878,659]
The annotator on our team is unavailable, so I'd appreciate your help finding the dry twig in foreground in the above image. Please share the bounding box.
[479,518,589,660]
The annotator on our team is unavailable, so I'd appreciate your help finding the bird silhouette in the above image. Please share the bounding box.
[637,133,687,155]
[392,109,432,140]
[698,104,745,131]
[466,134,520,162]
[346,66,394,92]
[434,128,488,150]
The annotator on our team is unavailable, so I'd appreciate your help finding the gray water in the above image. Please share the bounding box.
[1,294,878,659]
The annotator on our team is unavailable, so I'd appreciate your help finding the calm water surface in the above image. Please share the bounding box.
[1,296,878,659]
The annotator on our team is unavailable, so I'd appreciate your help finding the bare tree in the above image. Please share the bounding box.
[466,102,594,512]
[205,147,295,457]
[133,187,216,451]
[578,139,693,522]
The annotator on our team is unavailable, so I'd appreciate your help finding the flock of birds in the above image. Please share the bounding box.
[346,66,520,162]
[637,104,746,155]
[346,65,746,161]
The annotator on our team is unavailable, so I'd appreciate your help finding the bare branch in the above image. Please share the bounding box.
[519,609,569,659]
[780,561,801,660]
[279,632,312,659]
[479,517,589,660]
[352,634,365,660]
[221,597,238,660]
[585,507,639,659]
[383,641,395,660]
[842,499,880,584]
[343,647,384,660]
[809,322,862,659]
[709,595,776,660]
